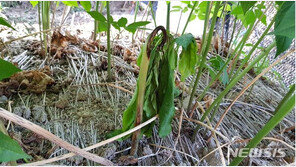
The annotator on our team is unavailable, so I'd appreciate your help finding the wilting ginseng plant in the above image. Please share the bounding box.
[109,26,179,156]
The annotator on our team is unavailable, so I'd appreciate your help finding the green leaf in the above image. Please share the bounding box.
[255,9,266,25]
[240,1,256,14]
[80,1,91,11]
[0,59,21,81]
[30,1,39,8]
[0,131,31,162]
[111,22,120,31]
[178,40,198,81]
[87,11,106,22]
[117,17,127,27]
[275,35,293,57]
[244,10,256,26]
[231,5,243,15]
[209,56,229,85]
[273,1,295,56]
[0,17,15,30]
[189,14,197,22]
[122,87,138,131]
[158,58,175,137]
[96,21,108,32]
[125,21,150,34]
[62,1,78,7]
[175,33,195,50]
[273,2,295,38]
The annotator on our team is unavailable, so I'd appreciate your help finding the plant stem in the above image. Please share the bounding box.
[181,1,198,35]
[106,1,112,81]
[230,84,295,166]
[175,10,183,34]
[150,2,157,27]
[93,1,99,41]
[166,2,170,33]
[41,1,50,57]
[198,42,276,125]
[187,2,219,112]
[197,17,262,102]
[37,3,43,51]
[132,1,139,44]
[234,17,276,76]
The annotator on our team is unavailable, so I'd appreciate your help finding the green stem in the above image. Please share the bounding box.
[234,17,276,77]
[181,1,198,35]
[197,18,258,102]
[132,1,139,43]
[187,2,219,112]
[201,42,276,122]
[41,1,50,57]
[150,2,157,27]
[166,2,170,33]
[93,1,99,41]
[230,84,295,166]
[38,3,43,51]
[106,2,112,81]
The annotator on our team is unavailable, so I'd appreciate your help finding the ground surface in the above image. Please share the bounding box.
[0,2,295,166]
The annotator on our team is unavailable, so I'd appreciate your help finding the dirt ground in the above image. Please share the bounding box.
[0,2,295,166]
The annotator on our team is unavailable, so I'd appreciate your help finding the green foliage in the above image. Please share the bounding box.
[230,84,295,165]
[0,131,31,162]
[272,1,295,56]
[125,21,150,34]
[240,1,256,14]
[117,17,127,27]
[62,1,78,7]
[111,32,176,139]
[208,56,229,85]
[87,10,150,33]
[178,42,198,81]
[158,56,175,137]
[29,1,38,8]
[80,1,91,12]
[87,11,106,22]
[176,33,198,81]
[0,59,21,81]
[0,17,15,30]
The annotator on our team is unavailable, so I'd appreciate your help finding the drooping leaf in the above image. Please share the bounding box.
[175,33,195,50]
[62,1,78,7]
[158,58,175,137]
[117,17,128,27]
[0,59,21,81]
[80,1,92,11]
[0,131,31,162]
[122,87,138,131]
[30,1,39,8]
[240,1,256,14]
[125,21,150,34]
[178,39,198,81]
[0,17,15,30]
[87,11,106,22]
